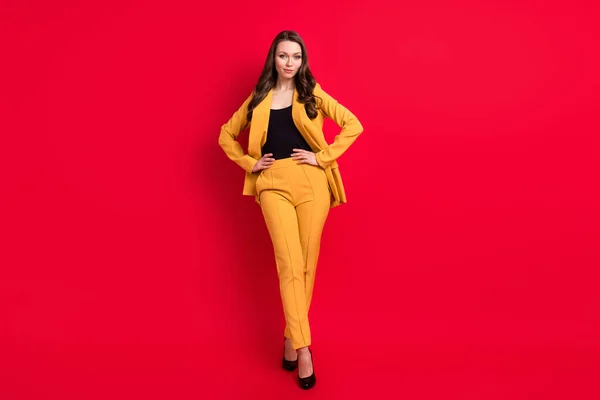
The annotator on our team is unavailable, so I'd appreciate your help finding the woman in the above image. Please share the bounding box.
[218,30,363,390]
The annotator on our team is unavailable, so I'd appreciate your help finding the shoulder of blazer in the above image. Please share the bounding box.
[313,82,324,100]
[312,82,340,120]
[312,82,335,110]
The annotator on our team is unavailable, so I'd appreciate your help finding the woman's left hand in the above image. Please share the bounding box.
[291,149,319,167]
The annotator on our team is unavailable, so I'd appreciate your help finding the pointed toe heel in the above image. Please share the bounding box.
[297,348,316,390]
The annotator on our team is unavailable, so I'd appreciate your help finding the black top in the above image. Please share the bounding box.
[261,105,312,159]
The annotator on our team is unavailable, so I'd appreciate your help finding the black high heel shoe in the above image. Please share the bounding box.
[282,337,298,371]
[297,347,316,390]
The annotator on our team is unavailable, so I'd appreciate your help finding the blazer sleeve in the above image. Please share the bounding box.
[218,93,258,173]
[313,83,364,169]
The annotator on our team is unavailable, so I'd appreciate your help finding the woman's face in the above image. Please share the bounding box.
[274,40,302,79]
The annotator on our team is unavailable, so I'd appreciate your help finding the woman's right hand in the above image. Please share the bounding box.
[252,153,275,173]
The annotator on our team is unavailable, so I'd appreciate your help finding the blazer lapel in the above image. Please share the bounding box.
[292,87,322,152]
[248,88,273,158]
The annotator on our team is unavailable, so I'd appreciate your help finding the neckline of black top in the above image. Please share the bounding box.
[270,104,292,111]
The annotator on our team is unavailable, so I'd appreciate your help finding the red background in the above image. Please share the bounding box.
[1,0,599,398]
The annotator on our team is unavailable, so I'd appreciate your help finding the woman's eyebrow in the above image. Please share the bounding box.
[278,51,302,55]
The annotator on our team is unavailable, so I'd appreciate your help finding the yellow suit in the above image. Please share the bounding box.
[218,83,363,350]
[218,83,364,207]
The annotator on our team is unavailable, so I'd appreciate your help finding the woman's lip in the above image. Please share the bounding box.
[284,69,293,73]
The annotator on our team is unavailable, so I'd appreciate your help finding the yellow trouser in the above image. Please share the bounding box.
[256,157,331,350]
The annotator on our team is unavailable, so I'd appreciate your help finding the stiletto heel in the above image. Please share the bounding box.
[282,337,298,371]
[297,347,316,390]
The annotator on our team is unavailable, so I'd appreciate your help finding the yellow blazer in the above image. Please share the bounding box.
[218,83,363,208]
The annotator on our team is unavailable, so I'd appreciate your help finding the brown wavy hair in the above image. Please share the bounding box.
[246,30,320,122]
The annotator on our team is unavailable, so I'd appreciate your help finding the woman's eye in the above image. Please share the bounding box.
[279,55,287,58]
[294,55,301,59]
